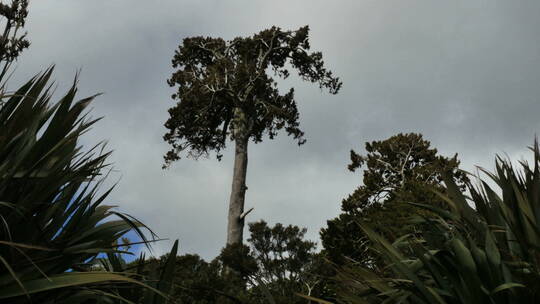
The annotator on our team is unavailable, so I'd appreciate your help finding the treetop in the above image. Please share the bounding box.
[164,26,342,166]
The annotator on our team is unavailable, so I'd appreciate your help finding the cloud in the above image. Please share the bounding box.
[14,0,540,259]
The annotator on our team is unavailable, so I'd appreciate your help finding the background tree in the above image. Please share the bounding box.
[0,0,29,83]
[320,133,467,270]
[170,253,249,304]
[164,26,342,246]
[166,221,324,303]
[220,220,324,303]
[329,142,540,303]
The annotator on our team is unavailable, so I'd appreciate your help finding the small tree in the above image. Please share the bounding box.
[219,220,321,303]
[164,26,341,245]
[169,254,245,304]
[165,221,327,303]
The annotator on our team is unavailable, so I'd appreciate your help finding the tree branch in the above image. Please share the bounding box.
[399,143,415,188]
[240,207,254,220]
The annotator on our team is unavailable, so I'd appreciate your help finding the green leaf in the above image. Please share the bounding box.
[491,282,525,294]
[295,293,335,304]
[0,272,165,299]
[153,239,179,304]
[485,228,501,268]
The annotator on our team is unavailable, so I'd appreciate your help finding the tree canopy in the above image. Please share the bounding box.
[321,133,468,267]
[164,25,342,165]
[166,220,325,303]
[329,142,540,303]
[221,220,322,303]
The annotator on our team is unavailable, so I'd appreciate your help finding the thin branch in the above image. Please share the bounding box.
[239,207,254,220]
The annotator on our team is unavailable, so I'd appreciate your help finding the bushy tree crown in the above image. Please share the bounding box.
[164,26,342,165]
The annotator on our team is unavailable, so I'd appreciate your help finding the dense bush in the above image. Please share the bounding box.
[328,142,540,303]
[165,220,325,303]
[321,133,467,270]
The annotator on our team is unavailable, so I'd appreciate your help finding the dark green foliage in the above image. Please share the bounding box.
[248,221,317,286]
[0,0,29,83]
[167,221,325,303]
[170,254,248,304]
[220,242,258,280]
[321,133,467,268]
[0,68,160,303]
[97,240,179,304]
[330,141,540,303]
[221,220,325,303]
[164,25,342,165]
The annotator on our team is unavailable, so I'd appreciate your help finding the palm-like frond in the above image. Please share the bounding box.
[328,141,540,303]
[0,67,161,303]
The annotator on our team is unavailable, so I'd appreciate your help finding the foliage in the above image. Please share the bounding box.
[97,240,179,304]
[163,25,342,164]
[0,0,30,83]
[166,221,325,303]
[248,221,318,300]
[164,25,342,248]
[330,141,540,303]
[0,68,160,303]
[169,253,248,304]
[321,133,467,268]
[220,220,325,303]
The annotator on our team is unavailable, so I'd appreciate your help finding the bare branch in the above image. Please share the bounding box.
[240,207,254,220]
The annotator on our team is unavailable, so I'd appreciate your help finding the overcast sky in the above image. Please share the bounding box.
[14,0,540,259]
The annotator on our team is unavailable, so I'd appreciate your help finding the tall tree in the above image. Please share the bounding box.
[164,26,342,245]
[321,133,467,269]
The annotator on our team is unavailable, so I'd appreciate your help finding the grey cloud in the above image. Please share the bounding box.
[14,0,540,258]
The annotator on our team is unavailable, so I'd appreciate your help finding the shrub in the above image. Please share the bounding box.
[327,142,540,303]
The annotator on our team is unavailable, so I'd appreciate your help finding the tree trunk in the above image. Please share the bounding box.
[226,108,249,245]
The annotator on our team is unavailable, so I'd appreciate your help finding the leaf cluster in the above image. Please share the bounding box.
[0,68,159,303]
[321,133,468,267]
[95,240,179,304]
[164,26,341,166]
[0,0,29,83]
[166,221,325,303]
[330,141,540,303]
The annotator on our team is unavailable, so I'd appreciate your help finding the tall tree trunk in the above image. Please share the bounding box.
[226,108,249,245]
